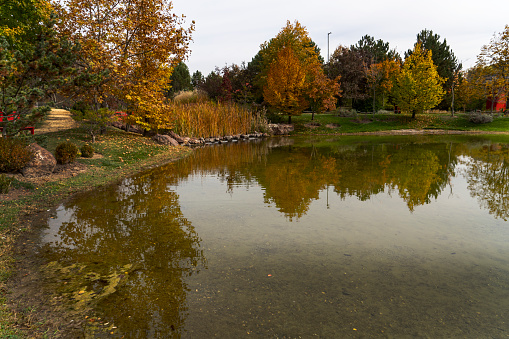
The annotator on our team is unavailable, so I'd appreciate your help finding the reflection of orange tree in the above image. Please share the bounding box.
[41,171,204,336]
[461,144,509,221]
[256,147,341,220]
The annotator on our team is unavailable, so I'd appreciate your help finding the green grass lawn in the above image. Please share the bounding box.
[290,112,509,135]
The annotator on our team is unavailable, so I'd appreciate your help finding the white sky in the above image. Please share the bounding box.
[172,0,508,76]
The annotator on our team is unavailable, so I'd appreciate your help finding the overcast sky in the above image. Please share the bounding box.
[172,0,508,76]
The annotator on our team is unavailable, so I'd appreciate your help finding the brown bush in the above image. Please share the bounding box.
[0,138,34,172]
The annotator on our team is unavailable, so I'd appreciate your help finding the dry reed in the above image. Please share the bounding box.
[169,100,267,138]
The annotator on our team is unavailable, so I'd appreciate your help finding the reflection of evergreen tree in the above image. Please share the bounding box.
[461,144,509,221]
[331,144,387,200]
[42,171,205,337]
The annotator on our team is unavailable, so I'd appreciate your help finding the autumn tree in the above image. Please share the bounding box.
[305,63,341,120]
[353,36,401,113]
[476,25,509,112]
[455,67,485,111]
[0,0,77,136]
[263,47,308,123]
[199,70,223,101]
[259,20,337,122]
[257,21,323,83]
[53,0,194,133]
[328,46,366,107]
[376,58,401,110]
[223,63,255,104]
[0,0,52,46]
[393,43,445,118]
[407,29,461,111]
[328,36,398,111]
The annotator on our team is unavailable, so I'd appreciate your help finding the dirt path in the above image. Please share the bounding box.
[36,108,78,134]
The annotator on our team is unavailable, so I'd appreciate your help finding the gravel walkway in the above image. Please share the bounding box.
[36,108,78,134]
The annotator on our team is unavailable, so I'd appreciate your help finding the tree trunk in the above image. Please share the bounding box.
[288,115,292,124]
[451,83,455,117]
[373,87,376,117]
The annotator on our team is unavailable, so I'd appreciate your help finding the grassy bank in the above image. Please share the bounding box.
[290,112,509,135]
[0,126,192,337]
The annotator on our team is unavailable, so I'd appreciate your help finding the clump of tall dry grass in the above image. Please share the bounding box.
[173,90,209,104]
[169,98,268,138]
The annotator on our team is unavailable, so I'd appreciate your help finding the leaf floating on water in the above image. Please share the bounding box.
[78,290,85,295]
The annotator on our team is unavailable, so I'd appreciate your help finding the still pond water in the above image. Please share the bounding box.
[40,135,509,337]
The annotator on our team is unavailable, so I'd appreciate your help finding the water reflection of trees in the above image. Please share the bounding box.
[169,138,462,218]
[117,136,509,223]
[460,144,509,221]
[42,170,205,337]
[42,137,509,336]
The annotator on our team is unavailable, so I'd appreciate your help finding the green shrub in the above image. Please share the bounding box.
[336,107,358,117]
[469,112,493,124]
[55,141,79,164]
[80,144,95,158]
[71,101,89,114]
[0,174,14,194]
[0,138,34,172]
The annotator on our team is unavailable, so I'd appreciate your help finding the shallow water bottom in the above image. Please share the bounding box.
[40,137,509,337]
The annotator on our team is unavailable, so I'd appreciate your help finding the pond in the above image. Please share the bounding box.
[39,135,509,337]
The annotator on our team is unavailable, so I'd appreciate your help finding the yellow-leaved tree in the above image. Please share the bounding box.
[393,43,445,118]
[53,0,194,133]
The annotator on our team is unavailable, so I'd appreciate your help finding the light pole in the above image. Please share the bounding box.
[327,32,331,77]
[327,32,331,64]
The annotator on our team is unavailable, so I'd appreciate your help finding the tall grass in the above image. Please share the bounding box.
[170,99,268,138]
[173,89,209,104]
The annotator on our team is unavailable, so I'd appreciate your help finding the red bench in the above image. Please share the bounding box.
[0,113,35,135]
[114,111,128,121]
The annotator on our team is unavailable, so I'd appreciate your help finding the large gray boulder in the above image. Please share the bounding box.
[22,143,56,177]
[152,134,179,146]
[168,131,185,144]
[268,124,294,135]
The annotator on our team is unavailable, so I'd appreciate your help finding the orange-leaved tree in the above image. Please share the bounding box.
[53,0,194,133]
[259,20,338,123]
[263,47,308,123]
[305,63,341,120]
